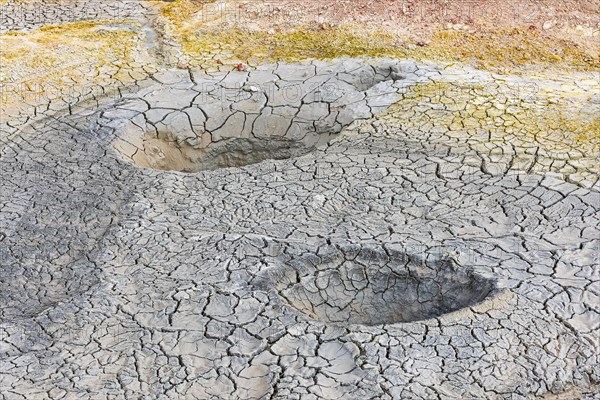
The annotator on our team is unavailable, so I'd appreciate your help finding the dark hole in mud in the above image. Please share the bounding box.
[114,131,332,172]
[256,246,498,325]
[109,59,426,172]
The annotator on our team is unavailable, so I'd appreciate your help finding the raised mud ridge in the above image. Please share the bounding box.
[256,245,499,326]
[106,59,438,172]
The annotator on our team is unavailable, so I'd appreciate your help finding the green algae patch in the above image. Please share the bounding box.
[173,24,598,72]
[563,116,600,144]
[2,21,137,65]
[180,27,400,65]
[156,0,598,72]
[1,21,144,116]
[153,0,400,66]
[391,80,599,148]
[398,28,599,72]
[155,0,215,28]
[382,79,599,180]
[153,0,401,65]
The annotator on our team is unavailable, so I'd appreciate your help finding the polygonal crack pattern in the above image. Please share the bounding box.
[106,59,436,172]
[257,245,499,325]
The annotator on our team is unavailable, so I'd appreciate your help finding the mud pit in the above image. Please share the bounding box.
[109,59,435,171]
[2,2,600,397]
[2,57,599,400]
[259,246,499,325]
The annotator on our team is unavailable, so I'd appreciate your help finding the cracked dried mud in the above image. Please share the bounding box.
[1,1,599,399]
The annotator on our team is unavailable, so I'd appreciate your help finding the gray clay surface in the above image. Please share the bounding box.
[0,5,599,399]
[1,59,598,399]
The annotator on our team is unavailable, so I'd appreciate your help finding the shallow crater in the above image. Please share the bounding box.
[113,125,333,172]
[108,59,433,172]
[257,245,499,325]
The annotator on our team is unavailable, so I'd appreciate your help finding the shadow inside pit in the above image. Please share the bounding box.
[255,245,499,326]
[116,134,333,173]
[109,58,422,172]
